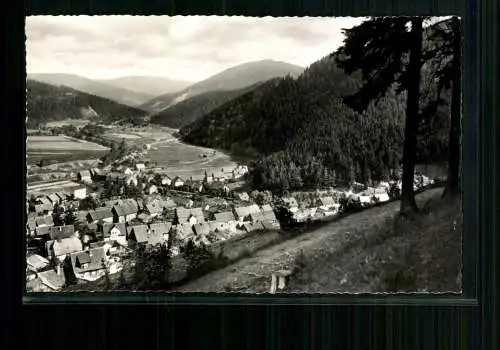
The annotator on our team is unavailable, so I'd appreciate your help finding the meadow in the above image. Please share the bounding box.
[27,135,109,165]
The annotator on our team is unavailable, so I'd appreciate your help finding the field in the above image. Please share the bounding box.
[146,138,238,177]
[27,135,109,165]
[44,119,90,128]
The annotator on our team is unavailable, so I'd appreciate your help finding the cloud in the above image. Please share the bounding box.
[26,16,366,82]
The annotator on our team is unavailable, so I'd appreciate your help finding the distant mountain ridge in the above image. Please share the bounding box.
[26,79,146,128]
[28,73,154,107]
[98,76,192,97]
[139,59,304,113]
[149,82,265,128]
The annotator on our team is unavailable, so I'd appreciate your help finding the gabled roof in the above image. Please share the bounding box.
[102,223,126,237]
[49,225,75,240]
[214,211,235,222]
[176,207,205,223]
[75,211,89,222]
[175,223,194,240]
[234,204,261,219]
[128,225,149,243]
[70,247,106,273]
[47,193,60,203]
[149,222,172,236]
[318,196,336,207]
[113,201,138,217]
[78,170,92,177]
[261,204,273,213]
[37,197,52,206]
[88,207,113,221]
[146,201,164,214]
[262,210,278,223]
[243,222,264,232]
[172,176,184,183]
[146,229,164,246]
[250,212,265,223]
[36,226,51,236]
[193,222,211,236]
[38,269,66,290]
[236,192,250,201]
[27,254,50,271]
[52,236,82,257]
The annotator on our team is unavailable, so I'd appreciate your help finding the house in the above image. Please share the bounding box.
[232,165,249,179]
[124,167,134,176]
[145,200,164,217]
[127,225,164,246]
[243,222,264,233]
[37,268,66,291]
[375,192,390,203]
[233,204,261,223]
[359,195,372,205]
[250,211,265,223]
[145,184,158,195]
[36,196,53,206]
[90,168,105,181]
[112,202,138,223]
[73,187,87,199]
[317,196,336,210]
[35,225,51,238]
[282,197,299,213]
[100,222,127,244]
[47,193,61,205]
[77,170,92,183]
[160,175,172,186]
[87,207,114,224]
[193,222,211,236]
[175,223,195,241]
[35,203,53,215]
[35,214,54,227]
[235,192,250,201]
[26,216,36,236]
[135,163,146,172]
[49,225,75,240]
[27,254,50,272]
[261,209,280,229]
[55,192,69,202]
[175,207,205,225]
[149,222,172,242]
[69,247,107,282]
[171,176,185,188]
[214,211,236,224]
[49,236,83,262]
[126,176,138,187]
[75,210,89,223]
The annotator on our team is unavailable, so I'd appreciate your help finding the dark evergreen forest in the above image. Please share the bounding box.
[180,34,452,193]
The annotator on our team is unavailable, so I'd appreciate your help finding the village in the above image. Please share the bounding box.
[26,149,436,292]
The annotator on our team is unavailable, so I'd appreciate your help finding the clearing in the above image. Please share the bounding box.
[173,187,462,293]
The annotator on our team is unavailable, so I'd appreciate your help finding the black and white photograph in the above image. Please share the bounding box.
[25,15,462,294]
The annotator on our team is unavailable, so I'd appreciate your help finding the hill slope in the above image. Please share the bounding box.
[26,79,146,128]
[28,73,154,107]
[149,82,265,129]
[98,76,192,96]
[180,53,451,191]
[139,60,304,113]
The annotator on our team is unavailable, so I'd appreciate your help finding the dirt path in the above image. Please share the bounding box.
[173,188,444,293]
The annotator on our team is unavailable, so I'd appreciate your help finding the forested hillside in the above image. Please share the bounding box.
[149,82,264,128]
[28,73,154,106]
[180,53,451,192]
[26,80,147,128]
[139,60,303,113]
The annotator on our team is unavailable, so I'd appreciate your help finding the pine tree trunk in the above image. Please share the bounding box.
[400,17,424,216]
[442,17,462,200]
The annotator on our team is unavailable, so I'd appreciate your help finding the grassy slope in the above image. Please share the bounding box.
[173,188,462,293]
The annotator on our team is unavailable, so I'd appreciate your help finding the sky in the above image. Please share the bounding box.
[25,16,366,82]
